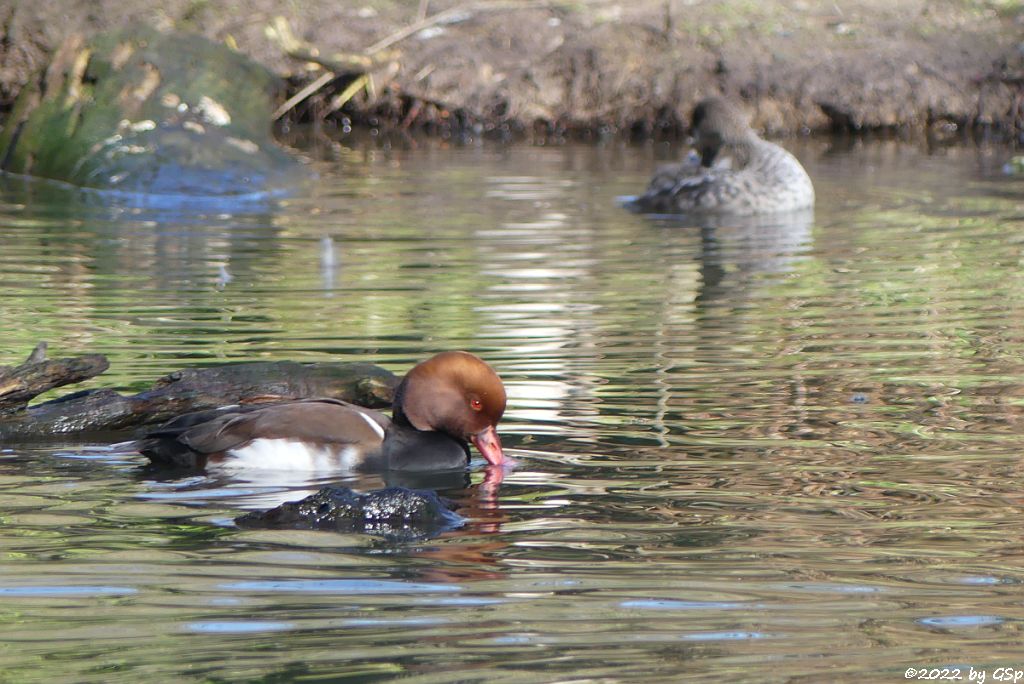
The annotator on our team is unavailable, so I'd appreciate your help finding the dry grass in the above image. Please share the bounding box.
[1,0,1021,137]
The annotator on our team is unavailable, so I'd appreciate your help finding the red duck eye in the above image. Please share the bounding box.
[470,398,483,411]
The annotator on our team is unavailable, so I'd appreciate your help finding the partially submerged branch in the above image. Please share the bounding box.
[0,343,109,415]
[0,344,398,441]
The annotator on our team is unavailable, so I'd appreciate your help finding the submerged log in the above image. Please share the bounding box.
[0,346,398,441]
[0,24,302,198]
[235,486,465,541]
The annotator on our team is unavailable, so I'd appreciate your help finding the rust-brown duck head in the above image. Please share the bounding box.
[392,351,507,465]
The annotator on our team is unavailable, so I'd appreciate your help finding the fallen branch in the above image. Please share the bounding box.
[0,343,109,415]
[0,345,399,440]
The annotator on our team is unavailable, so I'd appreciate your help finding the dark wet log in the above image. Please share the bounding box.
[0,343,110,415]
[235,486,464,540]
[141,361,398,415]
[0,23,302,197]
[0,358,398,441]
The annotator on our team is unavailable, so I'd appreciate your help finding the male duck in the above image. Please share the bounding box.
[628,97,814,215]
[137,351,506,472]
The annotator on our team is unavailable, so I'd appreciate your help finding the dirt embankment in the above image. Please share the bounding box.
[1,0,1021,139]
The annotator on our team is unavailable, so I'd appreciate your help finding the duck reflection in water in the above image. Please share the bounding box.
[688,209,814,308]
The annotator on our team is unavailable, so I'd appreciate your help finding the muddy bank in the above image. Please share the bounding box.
[1,1,1021,139]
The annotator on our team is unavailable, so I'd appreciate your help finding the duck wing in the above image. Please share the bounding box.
[629,153,735,214]
[137,399,390,469]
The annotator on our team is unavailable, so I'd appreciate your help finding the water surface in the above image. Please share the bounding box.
[0,134,1022,682]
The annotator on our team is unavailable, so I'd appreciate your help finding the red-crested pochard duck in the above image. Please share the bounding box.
[136,351,506,472]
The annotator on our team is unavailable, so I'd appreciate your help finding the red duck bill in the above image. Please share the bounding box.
[471,425,505,466]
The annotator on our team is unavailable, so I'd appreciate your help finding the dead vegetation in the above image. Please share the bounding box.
[1,0,1022,139]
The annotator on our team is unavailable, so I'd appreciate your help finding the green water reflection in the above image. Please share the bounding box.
[1,136,1023,681]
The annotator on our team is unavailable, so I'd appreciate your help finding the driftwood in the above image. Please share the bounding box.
[0,343,109,416]
[0,344,398,441]
[266,17,398,120]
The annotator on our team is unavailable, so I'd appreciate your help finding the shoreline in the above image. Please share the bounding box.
[1,1,1021,140]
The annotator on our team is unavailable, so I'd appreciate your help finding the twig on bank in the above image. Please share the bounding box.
[363,4,472,55]
[272,70,335,120]
[271,0,604,120]
[268,16,375,72]
[364,0,594,55]
[326,74,370,114]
